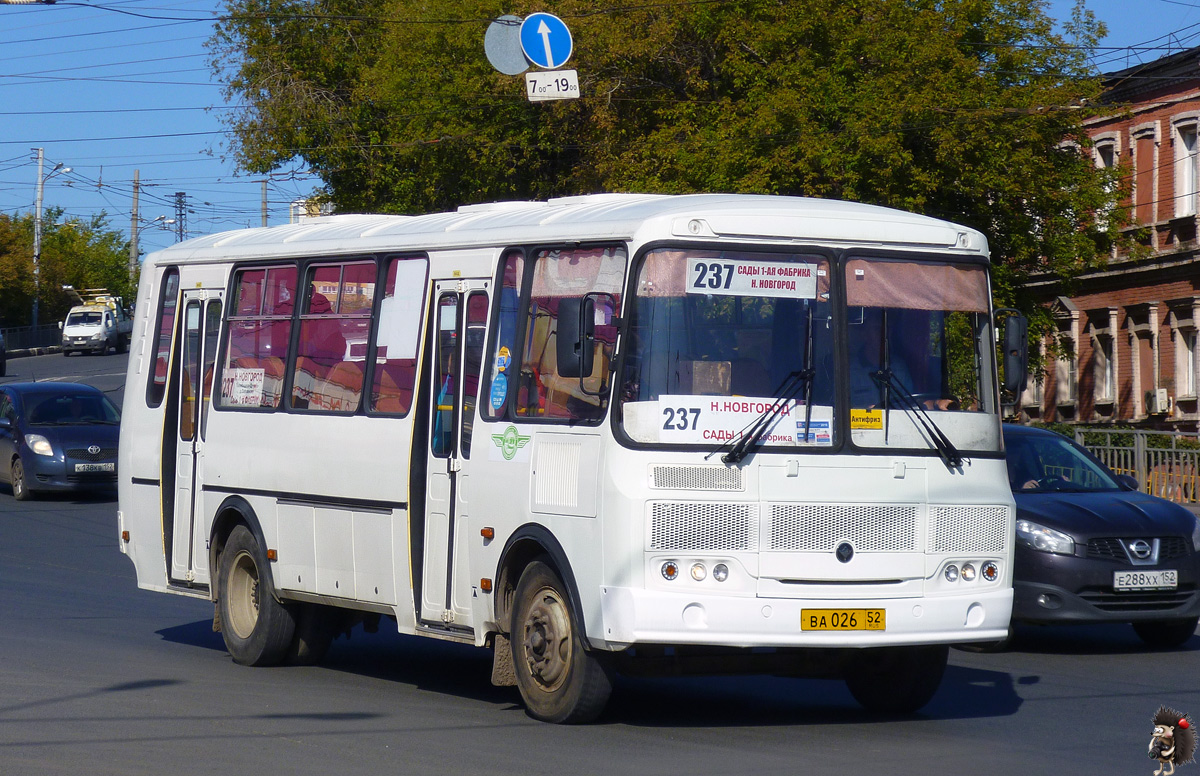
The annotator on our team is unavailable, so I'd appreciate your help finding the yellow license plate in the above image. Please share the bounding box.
[801,609,885,631]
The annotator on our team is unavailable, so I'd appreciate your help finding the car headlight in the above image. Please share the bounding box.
[25,434,54,457]
[1016,519,1075,556]
[91,332,104,341]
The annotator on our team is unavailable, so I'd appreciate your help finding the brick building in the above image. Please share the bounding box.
[1021,46,1200,430]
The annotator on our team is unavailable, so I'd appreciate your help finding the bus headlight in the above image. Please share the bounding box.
[25,434,53,456]
[690,563,707,581]
[661,561,679,581]
[713,564,729,582]
[982,561,999,582]
[961,563,977,582]
[944,564,959,582]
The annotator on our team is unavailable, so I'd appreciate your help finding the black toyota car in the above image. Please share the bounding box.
[0,382,120,500]
[1004,424,1200,648]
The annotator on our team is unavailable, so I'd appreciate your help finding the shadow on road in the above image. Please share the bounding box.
[1005,622,1199,656]
[156,619,1028,725]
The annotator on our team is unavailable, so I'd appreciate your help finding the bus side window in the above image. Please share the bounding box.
[370,256,427,415]
[219,264,297,410]
[146,267,180,408]
[518,246,626,422]
[480,250,524,421]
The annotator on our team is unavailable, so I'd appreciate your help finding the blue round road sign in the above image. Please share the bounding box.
[519,12,573,69]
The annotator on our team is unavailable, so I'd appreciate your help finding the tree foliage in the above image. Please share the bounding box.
[0,211,135,329]
[210,0,1125,322]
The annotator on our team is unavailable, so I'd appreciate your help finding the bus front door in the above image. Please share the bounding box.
[168,291,222,585]
[421,279,490,627]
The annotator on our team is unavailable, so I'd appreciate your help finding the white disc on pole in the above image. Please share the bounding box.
[485,15,529,76]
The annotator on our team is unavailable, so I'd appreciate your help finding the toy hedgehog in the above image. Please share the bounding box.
[1150,706,1196,775]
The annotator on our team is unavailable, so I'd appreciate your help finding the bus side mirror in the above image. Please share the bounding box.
[998,310,1028,397]
[58,321,64,331]
[556,297,595,379]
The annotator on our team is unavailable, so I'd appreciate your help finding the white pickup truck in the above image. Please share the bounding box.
[60,288,133,356]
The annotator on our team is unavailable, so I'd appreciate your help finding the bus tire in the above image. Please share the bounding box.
[217,524,296,666]
[511,560,612,724]
[843,644,948,714]
[285,603,339,666]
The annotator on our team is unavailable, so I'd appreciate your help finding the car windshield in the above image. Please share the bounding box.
[26,393,121,425]
[67,311,103,325]
[1005,430,1121,492]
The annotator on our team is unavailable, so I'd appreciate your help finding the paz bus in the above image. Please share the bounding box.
[117,193,1024,723]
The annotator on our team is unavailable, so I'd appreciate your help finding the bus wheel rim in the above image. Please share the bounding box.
[227,550,261,639]
[521,585,572,693]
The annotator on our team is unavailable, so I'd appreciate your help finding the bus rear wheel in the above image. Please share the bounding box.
[511,560,612,723]
[843,644,948,714]
[218,525,296,666]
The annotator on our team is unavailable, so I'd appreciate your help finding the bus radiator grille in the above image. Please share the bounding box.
[648,502,758,551]
[650,465,744,491]
[767,503,918,552]
[927,505,1008,554]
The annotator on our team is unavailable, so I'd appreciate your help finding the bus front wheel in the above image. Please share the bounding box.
[511,560,612,723]
[843,644,948,714]
[218,525,296,666]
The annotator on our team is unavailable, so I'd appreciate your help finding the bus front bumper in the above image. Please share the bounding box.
[597,586,1013,649]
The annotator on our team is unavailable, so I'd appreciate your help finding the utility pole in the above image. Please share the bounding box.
[173,191,187,242]
[32,148,44,328]
[129,170,139,281]
[261,180,268,227]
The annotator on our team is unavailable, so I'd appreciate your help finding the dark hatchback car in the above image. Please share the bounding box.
[1004,424,1200,648]
[0,382,120,500]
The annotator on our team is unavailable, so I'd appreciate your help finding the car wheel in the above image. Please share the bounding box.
[844,645,948,713]
[1133,617,1199,648]
[11,458,32,501]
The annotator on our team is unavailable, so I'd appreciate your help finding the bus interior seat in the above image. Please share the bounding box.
[374,360,415,413]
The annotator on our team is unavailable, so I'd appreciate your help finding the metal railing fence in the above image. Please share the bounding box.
[1076,428,1200,504]
[0,324,59,351]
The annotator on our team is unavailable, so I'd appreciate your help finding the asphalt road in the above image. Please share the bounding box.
[1,350,1196,774]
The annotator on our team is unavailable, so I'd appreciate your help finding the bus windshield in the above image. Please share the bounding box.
[618,249,1000,456]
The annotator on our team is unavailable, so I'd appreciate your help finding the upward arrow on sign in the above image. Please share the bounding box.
[537,20,555,68]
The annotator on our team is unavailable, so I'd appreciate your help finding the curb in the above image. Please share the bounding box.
[7,346,62,358]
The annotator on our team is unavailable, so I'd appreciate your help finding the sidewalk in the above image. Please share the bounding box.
[7,346,62,358]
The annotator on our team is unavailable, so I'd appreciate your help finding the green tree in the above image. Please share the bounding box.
[210,0,1125,323]
[0,211,135,328]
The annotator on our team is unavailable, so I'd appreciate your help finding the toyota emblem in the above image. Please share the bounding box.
[1128,539,1152,560]
[87,445,101,455]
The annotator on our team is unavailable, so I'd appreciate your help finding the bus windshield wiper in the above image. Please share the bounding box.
[709,370,812,465]
[712,307,818,465]
[870,368,963,470]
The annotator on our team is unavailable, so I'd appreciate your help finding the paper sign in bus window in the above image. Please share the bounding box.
[658,395,831,446]
[685,258,817,300]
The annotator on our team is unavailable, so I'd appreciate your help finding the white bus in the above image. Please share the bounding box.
[118,193,1022,723]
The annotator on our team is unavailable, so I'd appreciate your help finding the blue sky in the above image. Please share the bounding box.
[0,0,1186,257]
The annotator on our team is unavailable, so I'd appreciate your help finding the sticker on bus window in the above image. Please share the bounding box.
[686,258,817,300]
[850,409,883,430]
[490,374,508,411]
[657,395,830,446]
[496,346,511,373]
[226,368,265,407]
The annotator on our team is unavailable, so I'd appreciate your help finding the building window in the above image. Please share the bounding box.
[1176,120,1199,218]
[1095,335,1115,402]
[1132,124,1158,227]
[1182,329,1197,398]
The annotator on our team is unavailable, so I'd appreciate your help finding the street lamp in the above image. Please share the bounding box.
[32,147,70,329]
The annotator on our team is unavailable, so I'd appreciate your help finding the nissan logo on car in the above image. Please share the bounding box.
[1128,539,1153,560]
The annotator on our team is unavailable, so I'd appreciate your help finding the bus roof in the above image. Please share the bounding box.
[144,193,989,267]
